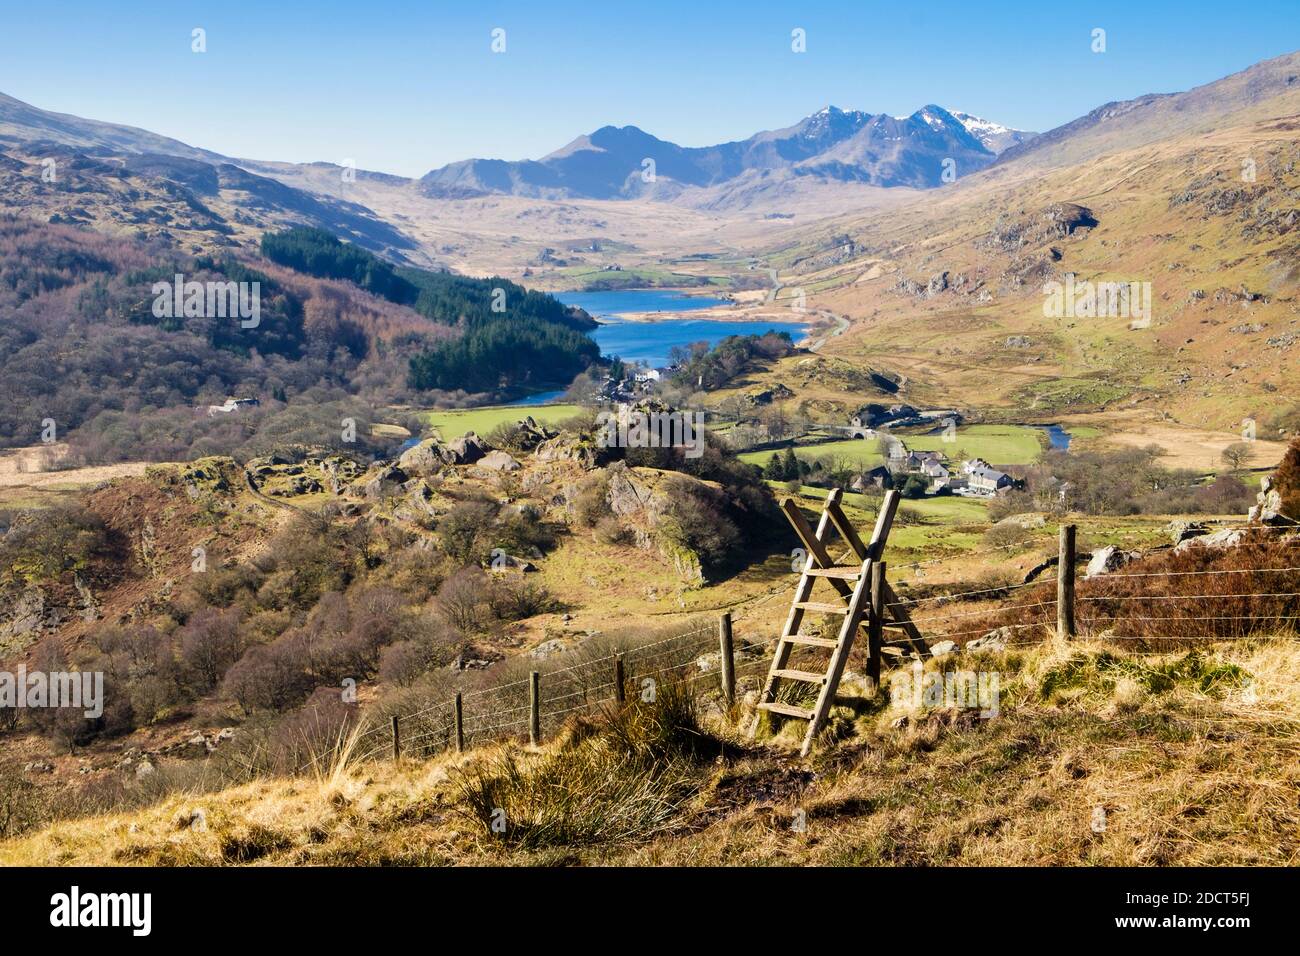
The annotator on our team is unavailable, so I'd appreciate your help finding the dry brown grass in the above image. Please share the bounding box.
[2,635,1296,867]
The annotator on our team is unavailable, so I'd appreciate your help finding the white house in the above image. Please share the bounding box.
[206,397,260,416]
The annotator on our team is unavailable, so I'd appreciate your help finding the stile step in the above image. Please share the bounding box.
[794,601,850,614]
[782,634,838,648]
[758,701,815,720]
[773,668,828,684]
[806,566,863,580]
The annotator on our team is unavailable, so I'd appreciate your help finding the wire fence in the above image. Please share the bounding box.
[296,520,1299,776]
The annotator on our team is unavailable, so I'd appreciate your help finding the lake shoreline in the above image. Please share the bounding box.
[564,287,813,330]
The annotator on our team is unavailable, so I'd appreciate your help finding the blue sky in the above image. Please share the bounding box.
[1,1,1296,177]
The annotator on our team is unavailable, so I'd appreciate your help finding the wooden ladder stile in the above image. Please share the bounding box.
[752,488,929,757]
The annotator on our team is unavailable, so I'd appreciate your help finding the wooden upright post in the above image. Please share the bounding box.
[614,655,626,705]
[529,671,541,745]
[868,562,885,690]
[719,612,735,704]
[454,692,464,753]
[1058,524,1076,640]
[390,714,401,761]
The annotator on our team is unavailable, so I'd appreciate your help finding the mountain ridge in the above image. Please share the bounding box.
[418,104,1035,200]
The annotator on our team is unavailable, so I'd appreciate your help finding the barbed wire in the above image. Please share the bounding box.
[1099,565,1300,578]
[888,578,1043,608]
[913,598,1057,621]
[1081,591,1300,602]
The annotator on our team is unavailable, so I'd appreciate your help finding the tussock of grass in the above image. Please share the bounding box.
[452,681,722,849]
[1036,649,1251,704]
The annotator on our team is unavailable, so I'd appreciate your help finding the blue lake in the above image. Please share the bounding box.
[558,289,731,316]
[1037,424,1072,450]
[556,289,808,370]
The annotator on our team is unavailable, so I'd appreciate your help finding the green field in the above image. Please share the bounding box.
[740,438,883,470]
[905,424,1043,465]
[422,404,585,439]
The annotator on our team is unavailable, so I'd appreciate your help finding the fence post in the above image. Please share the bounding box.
[868,562,885,691]
[719,612,735,705]
[391,714,401,762]
[529,671,541,746]
[454,692,464,753]
[1058,524,1077,640]
[614,654,626,705]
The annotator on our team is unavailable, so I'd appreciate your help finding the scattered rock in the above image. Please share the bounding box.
[1167,519,1208,545]
[359,464,408,500]
[529,639,568,659]
[489,552,536,572]
[1085,545,1140,578]
[398,438,451,475]
[1176,527,1244,552]
[478,450,522,472]
[966,628,1011,653]
[929,640,960,658]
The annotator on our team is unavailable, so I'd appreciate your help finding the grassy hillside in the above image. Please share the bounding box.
[3,634,1293,866]
[757,56,1300,436]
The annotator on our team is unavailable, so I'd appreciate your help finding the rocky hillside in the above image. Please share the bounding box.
[773,51,1300,433]
[0,406,781,812]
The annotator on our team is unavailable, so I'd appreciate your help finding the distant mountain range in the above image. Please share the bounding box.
[418,105,1035,200]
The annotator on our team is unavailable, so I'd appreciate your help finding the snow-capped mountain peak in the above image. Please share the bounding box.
[949,110,1034,155]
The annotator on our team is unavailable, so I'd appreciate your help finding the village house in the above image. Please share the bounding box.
[892,448,945,475]
[967,463,1012,495]
[851,465,893,492]
[205,397,260,416]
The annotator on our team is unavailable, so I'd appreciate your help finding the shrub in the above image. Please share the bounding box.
[488,576,556,621]
[982,522,1035,549]
[437,500,498,565]
[221,636,312,713]
[0,505,111,585]
[378,641,430,687]
[593,515,633,546]
[436,568,490,632]
[657,476,741,571]
[572,473,612,528]
[1270,437,1300,520]
[178,607,245,693]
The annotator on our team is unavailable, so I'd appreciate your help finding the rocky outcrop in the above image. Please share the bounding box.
[1167,520,1208,545]
[598,462,710,585]
[397,438,450,476]
[447,432,491,465]
[535,433,614,469]
[357,464,408,500]
[0,586,58,654]
[509,417,559,451]
[1249,475,1287,525]
[1085,545,1140,578]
